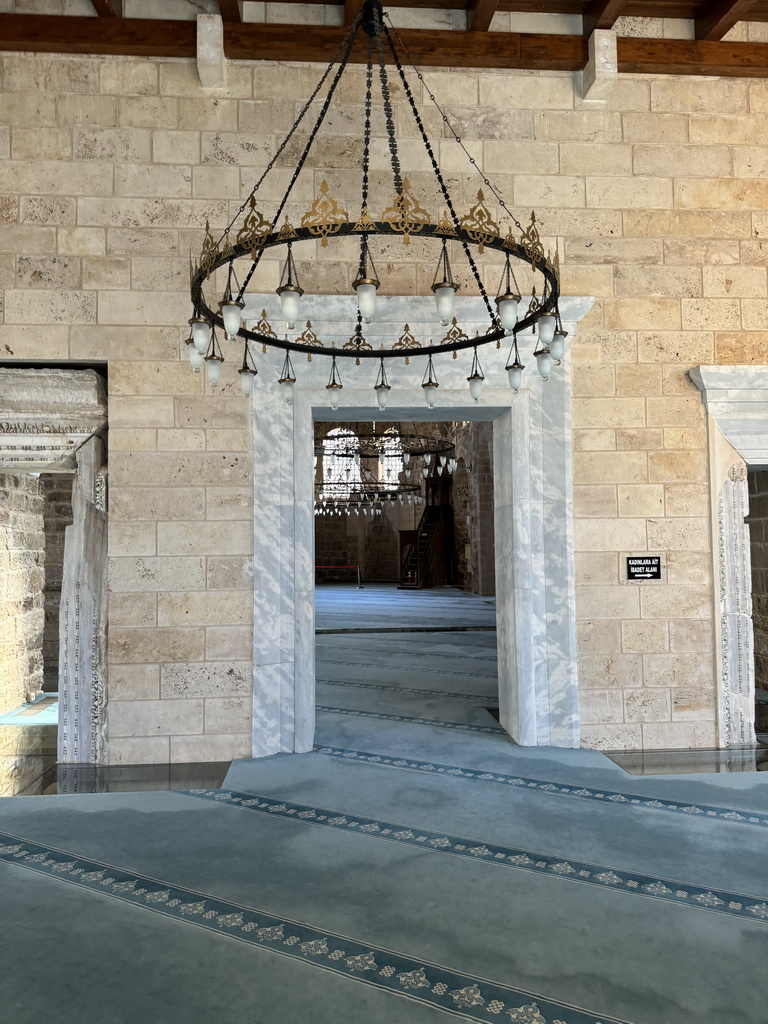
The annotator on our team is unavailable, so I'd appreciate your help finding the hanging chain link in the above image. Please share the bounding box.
[384,13,524,235]
[382,21,494,322]
[237,19,363,299]
[373,3,403,197]
[215,23,363,250]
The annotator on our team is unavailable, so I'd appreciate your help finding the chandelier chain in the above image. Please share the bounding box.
[360,40,374,218]
[217,22,361,249]
[382,22,494,323]
[383,13,525,235]
[237,19,361,300]
[373,3,404,197]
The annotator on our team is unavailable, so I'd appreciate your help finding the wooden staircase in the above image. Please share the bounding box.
[399,505,452,589]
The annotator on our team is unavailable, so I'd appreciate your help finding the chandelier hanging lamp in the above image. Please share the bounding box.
[187,0,563,402]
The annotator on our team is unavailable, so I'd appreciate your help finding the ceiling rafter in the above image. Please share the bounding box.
[217,0,244,22]
[90,0,122,16]
[2,12,768,75]
[582,0,627,36]
[694,0,758,40]
[467,0,500,32]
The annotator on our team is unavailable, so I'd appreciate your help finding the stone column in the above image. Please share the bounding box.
[58,437,108,764]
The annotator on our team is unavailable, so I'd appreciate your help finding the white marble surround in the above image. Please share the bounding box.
[691,365,768,747]
[246,293,593,755]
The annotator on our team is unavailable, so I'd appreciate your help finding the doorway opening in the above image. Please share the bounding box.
[747,469,768,748]
[312,419,500,746]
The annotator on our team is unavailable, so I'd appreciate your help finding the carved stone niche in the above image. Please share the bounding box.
[0,367,107,472]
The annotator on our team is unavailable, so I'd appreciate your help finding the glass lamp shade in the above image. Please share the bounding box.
[422,467,429,478]
[536,349,552,381]
[537,313,557,346]
[326,382,343,411]
[403,452,411,465]
[354,279,378,324]
[495,293,520,334]
[506,361,524,392]
[189,317,211,354]
[422,382,439,409]
[278,377,295,402]
[550,329,567,364]
[219,298,245,339]
[375,384,391,411]
[187,341,205,372]
[468,373,484,404]
[205,354,224,388]
[238,367,257,396]
[277,284,303,329]
[432,282,458,326]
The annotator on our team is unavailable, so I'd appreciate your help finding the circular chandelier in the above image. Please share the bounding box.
[187,0,564,404]
[315,481,422,517]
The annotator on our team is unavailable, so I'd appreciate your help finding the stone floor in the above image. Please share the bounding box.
[0,585,767,1023]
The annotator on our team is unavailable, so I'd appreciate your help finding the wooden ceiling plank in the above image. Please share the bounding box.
[618,34,768,74]
[90,0,122,15]
[0,14,197,57]
[582,0,627,36]
[217,0,243,22]
[468,0,500,32]
[695,0,758,40]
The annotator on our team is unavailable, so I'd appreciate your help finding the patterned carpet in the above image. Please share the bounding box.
[0,587,766,1023]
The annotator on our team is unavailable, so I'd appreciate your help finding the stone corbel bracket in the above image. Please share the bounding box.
[580,29,617,104]
[197,14,227,91]
[0,368,107,472]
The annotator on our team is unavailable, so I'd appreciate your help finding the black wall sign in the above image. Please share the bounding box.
[626,556,662,581]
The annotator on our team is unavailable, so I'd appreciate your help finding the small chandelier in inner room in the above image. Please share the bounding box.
[187,0,562,401]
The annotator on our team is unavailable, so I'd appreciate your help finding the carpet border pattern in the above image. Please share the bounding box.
[317,706,504,734]
[0,829,631,1024]
[185,788,768,923]
[316,746,768,828]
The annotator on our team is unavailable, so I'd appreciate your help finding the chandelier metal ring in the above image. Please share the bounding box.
[191,226,558,360]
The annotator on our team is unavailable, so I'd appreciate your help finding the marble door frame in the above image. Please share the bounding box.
[250,295,593,756]
[691,365,768,747]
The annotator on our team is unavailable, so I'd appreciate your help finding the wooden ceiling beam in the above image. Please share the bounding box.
[2,13,768,76]
[468,0,500,31]
[618,33,768,73]
[90,0,122,15]
[694,0,758,40]
[217,0,243,21]
[223,22,588,67]
[0,14,196,57]
[582,0,627,36]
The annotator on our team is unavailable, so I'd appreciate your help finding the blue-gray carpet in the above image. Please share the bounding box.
[0,586,766,1023]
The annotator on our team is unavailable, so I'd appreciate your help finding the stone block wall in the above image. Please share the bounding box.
[4,36,768,755]
[39,473,74,692]
[748,470,768,695]
[0,474,45,715]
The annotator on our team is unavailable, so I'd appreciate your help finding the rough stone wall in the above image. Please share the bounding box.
[0,474,45,715]
[748,470,768,694]
[451,422,495,596]
[39,473,74,692]
[3,43,764,756]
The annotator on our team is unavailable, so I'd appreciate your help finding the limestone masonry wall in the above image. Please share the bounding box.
[4,44,766,757]
[0,474,45,715]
